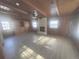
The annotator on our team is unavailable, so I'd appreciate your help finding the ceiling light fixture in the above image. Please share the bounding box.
[16,3,20,6]
[0,5,10,11]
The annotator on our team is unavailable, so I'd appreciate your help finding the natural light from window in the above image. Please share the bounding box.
[32,20,38,29]
[33,36,57,49]
[49,19,59,29]
[1,21,10,30]
[0,21,15,32]
[20,45,44,59]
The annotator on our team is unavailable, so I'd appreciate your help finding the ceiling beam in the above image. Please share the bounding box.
[56,0,79,16]
[0,2,29,15]
[22,0,51,16]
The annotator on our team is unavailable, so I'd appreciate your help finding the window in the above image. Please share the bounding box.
[76,23,79,38]
[1,21,11,30]
[32,20,37,29]
[49,19,59,29]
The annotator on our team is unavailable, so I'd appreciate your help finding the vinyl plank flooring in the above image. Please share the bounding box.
[3,33,79,59]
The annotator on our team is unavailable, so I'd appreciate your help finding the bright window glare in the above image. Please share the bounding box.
[33,36,57,50]
[1,21,11,30]
[37,36,50,45]
[20,45,44,59]
[36,55,44,59]
[32,20,37,29]
[1,21,13,30]
[49,20,59,29]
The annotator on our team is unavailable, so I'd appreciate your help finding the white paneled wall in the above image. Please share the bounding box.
[38,17,47,35]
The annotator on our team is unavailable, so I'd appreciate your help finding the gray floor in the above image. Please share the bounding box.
[3,33,79,59]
